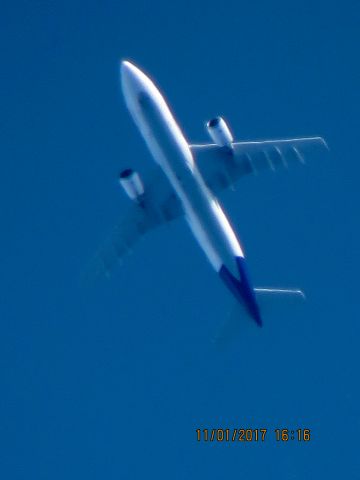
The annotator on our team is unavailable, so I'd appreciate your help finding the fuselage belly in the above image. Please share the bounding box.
[121,61,262,325]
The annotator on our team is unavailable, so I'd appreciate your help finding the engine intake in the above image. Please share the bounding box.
[206,116,233,148]
[119,169,144,201]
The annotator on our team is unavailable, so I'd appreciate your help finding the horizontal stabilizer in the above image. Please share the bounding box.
[213,287,305,345]
[254,287,306,313]
[254,287,305,298]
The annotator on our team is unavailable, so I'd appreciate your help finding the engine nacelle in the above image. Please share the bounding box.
[206,116,233,148]
[119,169,144,201]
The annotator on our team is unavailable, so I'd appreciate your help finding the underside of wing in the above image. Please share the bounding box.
[84,166,183,283]
[190,136,328,194]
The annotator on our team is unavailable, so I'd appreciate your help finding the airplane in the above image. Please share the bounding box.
[89,60,327,327]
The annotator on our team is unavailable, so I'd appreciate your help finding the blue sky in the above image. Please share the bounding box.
[1,1,359,478]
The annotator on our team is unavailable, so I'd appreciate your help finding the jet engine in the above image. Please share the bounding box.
[206,116,233,148]
[119,168,144,201]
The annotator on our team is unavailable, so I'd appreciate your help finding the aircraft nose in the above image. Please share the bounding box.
[121,60,135,90]
[121,60,136,78]
[120,59,160,115]
[121,60,147,96]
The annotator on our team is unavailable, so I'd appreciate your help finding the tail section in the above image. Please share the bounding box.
[219,257,263,327]
[219,255,305,328]
[213,285,306,344]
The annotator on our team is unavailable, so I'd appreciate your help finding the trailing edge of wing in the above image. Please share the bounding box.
[82,204,159,284]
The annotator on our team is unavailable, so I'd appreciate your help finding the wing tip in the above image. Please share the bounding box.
[320,137,330,150]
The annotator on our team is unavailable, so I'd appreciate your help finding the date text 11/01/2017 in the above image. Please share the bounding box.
[196,429,311,442]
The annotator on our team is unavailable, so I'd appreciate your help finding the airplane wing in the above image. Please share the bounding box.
[190,137,328,193]
[84,166,183,281]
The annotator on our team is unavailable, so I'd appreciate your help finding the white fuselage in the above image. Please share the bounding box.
[121,61,244,280]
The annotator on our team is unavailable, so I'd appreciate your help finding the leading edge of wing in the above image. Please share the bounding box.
[190,136,328,150]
